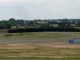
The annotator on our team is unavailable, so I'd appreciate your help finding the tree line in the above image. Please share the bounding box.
[0,18,80,30]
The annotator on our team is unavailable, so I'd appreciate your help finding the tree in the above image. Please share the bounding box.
[58,18,70,27]
[75,20,80,27]
[9,18,16,26]
[6,22,12,29]
[0,21,12,29]
[9,18,15,21]
[16,24,20,29]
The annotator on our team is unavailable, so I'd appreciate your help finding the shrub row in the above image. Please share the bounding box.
[8,27,80,33]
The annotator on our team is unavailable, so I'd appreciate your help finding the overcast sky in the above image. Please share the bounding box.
[0,0,80,20]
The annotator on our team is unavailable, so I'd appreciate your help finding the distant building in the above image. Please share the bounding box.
[37,20,48,24]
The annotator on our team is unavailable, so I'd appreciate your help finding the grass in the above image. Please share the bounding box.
[0,29,8,33]
[0,58,80,60]
[2,32,80,38]
[0,45,80,59]
[0,31,80,59]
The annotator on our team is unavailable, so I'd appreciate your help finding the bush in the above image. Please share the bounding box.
[8,27,80,33]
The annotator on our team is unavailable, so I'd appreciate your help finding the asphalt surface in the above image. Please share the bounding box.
[0,37,68,44]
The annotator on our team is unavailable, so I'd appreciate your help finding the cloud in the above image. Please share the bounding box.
[0,0,80,20]
[0,0,9,3]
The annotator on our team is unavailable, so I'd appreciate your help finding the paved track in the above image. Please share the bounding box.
[0,37,69,44]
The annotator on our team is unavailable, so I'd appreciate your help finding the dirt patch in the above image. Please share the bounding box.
[41,44,80,49]
[0,43,80,49]
[0,44,37,49]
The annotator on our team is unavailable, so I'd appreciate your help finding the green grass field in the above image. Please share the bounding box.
[3,32,80,38]
[0,45,80,59]
[0,31,80,60]
[0,58,80,60]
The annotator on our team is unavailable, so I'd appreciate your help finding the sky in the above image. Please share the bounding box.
[0,0,80,20]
